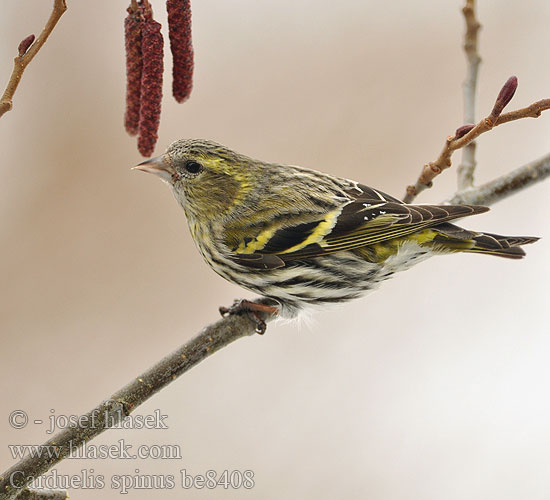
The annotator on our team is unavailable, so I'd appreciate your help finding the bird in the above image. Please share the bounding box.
[134,139,538,332]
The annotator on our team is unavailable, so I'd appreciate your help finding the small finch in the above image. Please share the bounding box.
[134,139,538,331]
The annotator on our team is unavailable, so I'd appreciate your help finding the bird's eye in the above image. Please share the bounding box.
[184,160,202,174]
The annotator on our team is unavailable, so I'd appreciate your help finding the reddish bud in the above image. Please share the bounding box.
[455,124,475,139]
[18,34,35,56]
[491,76,518,118]
[124,11,144,136]
[137,18,164,157]
[167,0,194,103]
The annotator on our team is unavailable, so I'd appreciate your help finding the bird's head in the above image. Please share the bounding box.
[134,139,257,220]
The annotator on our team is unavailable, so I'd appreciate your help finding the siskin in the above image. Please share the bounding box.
[135,139,538,331]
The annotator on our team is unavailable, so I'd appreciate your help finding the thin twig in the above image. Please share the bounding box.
[447,152,550,206]
[0,0,67,119]
[495,99,550,124]
[457,0,482,190]
[403,77,550,203]
[0,311,268,500]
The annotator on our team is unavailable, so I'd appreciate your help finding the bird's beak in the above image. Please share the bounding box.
[132,155,176,183]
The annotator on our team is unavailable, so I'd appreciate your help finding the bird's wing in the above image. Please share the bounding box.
[227,183,488,269]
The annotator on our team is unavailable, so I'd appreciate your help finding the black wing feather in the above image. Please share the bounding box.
[229,181,490,268]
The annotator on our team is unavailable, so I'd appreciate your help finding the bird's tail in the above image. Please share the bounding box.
[432,223,539,259]
[464,232,539,259]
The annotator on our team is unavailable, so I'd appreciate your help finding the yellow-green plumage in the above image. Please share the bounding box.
[136,139,538,318]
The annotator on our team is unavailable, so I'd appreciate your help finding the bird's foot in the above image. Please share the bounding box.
[219,299,279,334]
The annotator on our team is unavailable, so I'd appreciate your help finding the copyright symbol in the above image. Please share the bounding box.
[9,410,28,429]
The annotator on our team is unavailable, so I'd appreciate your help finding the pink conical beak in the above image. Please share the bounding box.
[133,155,175,183]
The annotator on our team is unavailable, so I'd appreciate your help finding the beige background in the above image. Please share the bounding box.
[1,1,549,499]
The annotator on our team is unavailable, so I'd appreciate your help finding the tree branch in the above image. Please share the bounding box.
[0,0,67,119]
[403,77,550,203]
[12,490,66,500]
[457,0,482,190]
[0,311,270,500]
[447,152,550,206]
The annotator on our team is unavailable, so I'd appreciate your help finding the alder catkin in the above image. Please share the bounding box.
[137,17,164,157]
[166,0,194,103]
[124,9,144,136]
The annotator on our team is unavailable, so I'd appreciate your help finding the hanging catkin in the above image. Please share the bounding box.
[124,7,144,136]
[167,0,194,103]
[137,15,164,157]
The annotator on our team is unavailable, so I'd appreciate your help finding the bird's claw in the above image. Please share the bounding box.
[219,299,278,335]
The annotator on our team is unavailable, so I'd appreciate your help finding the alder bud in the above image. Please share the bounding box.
[18,34,35,56]
[491,76,518,118]
[454,124,475,139]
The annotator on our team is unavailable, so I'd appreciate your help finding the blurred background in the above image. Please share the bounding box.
[1,1,549,499]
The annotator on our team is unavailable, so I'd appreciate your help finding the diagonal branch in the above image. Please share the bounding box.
[0,0,67,119]
[0,311,269,500]
[403,77,550,203]
[457,0,482,190]
[11,490,66,500]
[447,152,550,206]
